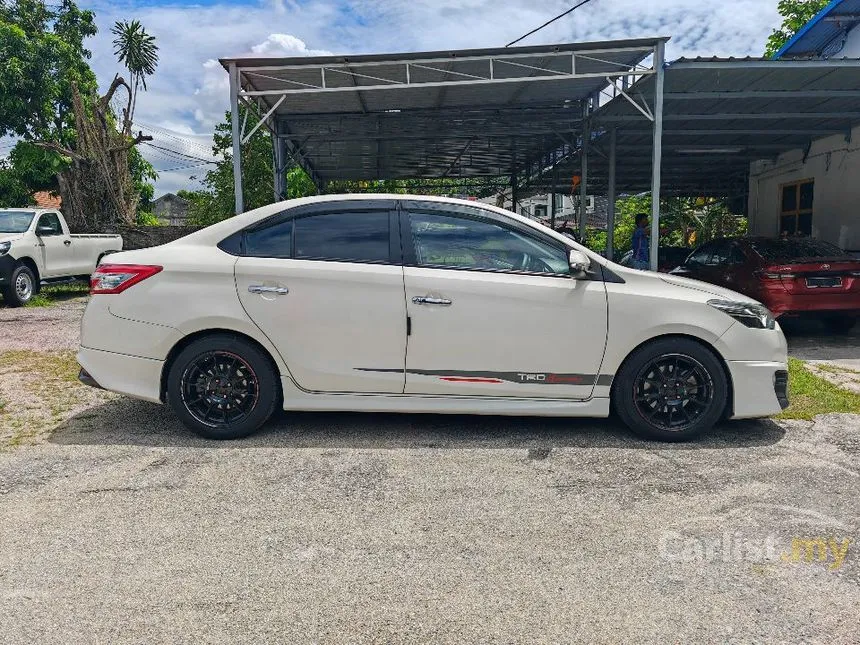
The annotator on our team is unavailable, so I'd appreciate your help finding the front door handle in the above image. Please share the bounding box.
[412,296,452,306]
[248,285,289,295]
[63,240,72,246]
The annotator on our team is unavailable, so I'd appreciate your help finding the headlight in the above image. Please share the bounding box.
[708,299,776,330]
[0,241,10,256]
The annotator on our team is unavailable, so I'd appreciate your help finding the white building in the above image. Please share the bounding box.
[749,1,860,251]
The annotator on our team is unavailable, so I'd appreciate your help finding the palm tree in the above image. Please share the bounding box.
[111,20,159,132]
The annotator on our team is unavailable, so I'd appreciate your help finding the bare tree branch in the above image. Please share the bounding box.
[108,130,153,153]
[33,141,86,162]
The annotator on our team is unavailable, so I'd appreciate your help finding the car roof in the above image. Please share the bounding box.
[0,207,52,212]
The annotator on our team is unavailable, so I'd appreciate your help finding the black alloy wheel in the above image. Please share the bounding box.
[166,334,278,439]
[614,337,728,441]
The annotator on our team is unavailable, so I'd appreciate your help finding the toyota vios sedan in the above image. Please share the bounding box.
[78,195,788,441]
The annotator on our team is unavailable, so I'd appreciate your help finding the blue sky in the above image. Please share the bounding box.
[73,0,782,195]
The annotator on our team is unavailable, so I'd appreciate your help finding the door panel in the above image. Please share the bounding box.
[403,267,608,398]
[235,258,407,393]
[35,213,74,277]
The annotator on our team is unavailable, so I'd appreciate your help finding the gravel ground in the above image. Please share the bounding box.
[0,297,86,351]
[0,299,858,642]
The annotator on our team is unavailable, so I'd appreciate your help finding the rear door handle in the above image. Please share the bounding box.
[64,240,72,246]
[412,296,452,306]
[248,285,289,295]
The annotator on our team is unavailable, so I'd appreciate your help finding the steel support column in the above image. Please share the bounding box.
[579,108,590,240]
[229,62,244,215]
[273,135,287,201]
[606,127,616,261]
[649,41,665,271]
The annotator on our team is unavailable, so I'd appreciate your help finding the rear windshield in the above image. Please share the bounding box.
[749,239,850,262]
[0,210,35,233]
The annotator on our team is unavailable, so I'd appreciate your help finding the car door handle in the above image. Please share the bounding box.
[412,296,452,306]
[248,285,289,295]
[64,240,71,246]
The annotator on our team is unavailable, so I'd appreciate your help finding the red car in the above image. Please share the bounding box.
[672,237,860,333]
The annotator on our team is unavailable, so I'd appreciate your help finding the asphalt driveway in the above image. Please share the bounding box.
[0,298,858,643]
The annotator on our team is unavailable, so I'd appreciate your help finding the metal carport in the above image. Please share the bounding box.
[529,56,860,263]
[220,37,668,235]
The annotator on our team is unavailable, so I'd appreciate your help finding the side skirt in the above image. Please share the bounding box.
[280,377,611,417]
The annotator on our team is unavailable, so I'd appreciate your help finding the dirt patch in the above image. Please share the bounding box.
[0,297,87,351]
[0,350,114,449]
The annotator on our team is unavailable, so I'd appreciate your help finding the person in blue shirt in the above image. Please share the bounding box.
[631,213,650,270]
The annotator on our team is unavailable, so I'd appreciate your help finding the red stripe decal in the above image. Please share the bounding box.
[439,377,504,383]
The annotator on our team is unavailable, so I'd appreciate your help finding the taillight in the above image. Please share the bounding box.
[90,264,162,294]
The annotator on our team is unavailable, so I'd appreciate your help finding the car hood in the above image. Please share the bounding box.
[0,233,23,244]
[659,273,760,305]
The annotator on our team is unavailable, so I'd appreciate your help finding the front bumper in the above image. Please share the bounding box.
[726,360,788,418]
[0,254,15,287]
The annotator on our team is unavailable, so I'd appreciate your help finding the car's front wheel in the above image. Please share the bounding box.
[1,263,37,307]
[613,338,728,442]
[166,334,279,439]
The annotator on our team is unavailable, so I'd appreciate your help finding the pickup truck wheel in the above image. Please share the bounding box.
[166,334,279,440]
[1,264,36,307]
[613,338,728,442]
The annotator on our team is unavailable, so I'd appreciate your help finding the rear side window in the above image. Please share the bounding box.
[245,221,292,259]
[687,243,715,265]
[294,211,389,263]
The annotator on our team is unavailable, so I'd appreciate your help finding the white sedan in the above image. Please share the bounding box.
[78,194,788,441]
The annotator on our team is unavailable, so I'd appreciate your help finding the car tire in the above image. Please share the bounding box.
[166,334,279,440]
[1,264,37,307]
[821,315,856,335]
[613,337,729,442]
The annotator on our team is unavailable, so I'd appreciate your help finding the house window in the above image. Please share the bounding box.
[780,179,813,236]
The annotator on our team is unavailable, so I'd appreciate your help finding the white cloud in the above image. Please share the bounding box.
[250,33,333,57]
[79,0,781,196]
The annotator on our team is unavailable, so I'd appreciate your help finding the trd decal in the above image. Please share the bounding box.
[356,368,614,387]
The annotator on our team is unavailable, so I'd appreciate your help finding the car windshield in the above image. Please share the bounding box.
[0,210,35,233]
[750,238,850,262]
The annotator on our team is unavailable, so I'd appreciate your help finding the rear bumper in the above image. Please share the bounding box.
[77,347,164,403]
[763,291,860,317]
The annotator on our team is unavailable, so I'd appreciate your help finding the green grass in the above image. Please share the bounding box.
[776,357,860,421]
[22,281,89,308]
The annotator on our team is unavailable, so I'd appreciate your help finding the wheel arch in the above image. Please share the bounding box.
[159,328,284,405]
[609,333,735,418]
[16,256,40,291]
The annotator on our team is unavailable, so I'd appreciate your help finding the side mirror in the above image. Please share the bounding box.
[36,225,54,236]
[568,249,591,278]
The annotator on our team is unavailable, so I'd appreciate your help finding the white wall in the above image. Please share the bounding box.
[748,123,860,251]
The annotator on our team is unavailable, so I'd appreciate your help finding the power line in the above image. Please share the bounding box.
[505,0,597,47]
[142,142,217,164]
[134,121,214,156]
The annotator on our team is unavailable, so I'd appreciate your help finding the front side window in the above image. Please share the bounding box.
[37,213,62,236]
[687,243,715,266]
[408,211,569,275]
[294,211,389,263]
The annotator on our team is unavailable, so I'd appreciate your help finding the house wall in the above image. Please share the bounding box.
[748,123,860,251]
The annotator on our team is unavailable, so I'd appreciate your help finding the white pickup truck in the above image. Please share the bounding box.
[0,208,123,306]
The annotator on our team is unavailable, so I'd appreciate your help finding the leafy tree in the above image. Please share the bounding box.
[765,0,829,58]
[111,19,158,130]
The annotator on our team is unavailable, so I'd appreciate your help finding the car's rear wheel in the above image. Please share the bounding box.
[166,334,278,439]
[1,264,37,307]
[821,314,856,335]
[613,338,728,442]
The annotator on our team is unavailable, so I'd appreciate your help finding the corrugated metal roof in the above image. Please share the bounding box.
[775,0,860,59]
[222,39,664,183]
[536,58,860,196]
